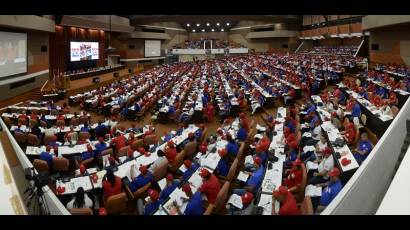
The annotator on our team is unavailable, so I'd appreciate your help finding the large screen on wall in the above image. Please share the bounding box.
[145,40,161,57]
[70,42,99,61]
[0,31,27,78]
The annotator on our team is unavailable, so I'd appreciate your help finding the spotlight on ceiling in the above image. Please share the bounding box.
[226,22,230,26]
[221,28,224,32]
[216,22,220,26]
[206,23,210,26]
[202,29,205,32]
[211,28,215,32]
[196,23,200,27]
[187,23,190,27]
[192,29,196,32]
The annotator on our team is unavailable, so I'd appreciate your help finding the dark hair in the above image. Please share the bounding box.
[106,169,116,187]
[73,187,85,208]
[157,149,165,157]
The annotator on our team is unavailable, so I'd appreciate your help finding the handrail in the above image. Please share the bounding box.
[40,79,49,93]
[294,40,304,54]
[354,39,364,57]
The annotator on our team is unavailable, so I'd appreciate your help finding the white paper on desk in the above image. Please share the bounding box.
[227,194,243,209]
[254,134,263,140]
[305,184,322,197]
[244,155,254,165]
[237,171,250,182]
[102,154,110,166]
[303,145,316,153]
[257,193,272,211]
[179,164,188,173]
[306,161,319,171]
[119,156,127,163]
[302,132,312,138]
[86,168,97,174]
[170,188,189,207]
[158,178,167,191]
[256,124,266,131]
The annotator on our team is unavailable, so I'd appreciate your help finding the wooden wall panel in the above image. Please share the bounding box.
[339,24,350,34]
[328,26,338,35]
[350,23,362,33]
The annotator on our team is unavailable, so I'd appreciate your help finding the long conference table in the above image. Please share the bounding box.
[311,95,360,182]
[337,83,394,138]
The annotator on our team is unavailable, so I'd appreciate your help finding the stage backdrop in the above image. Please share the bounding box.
[49,25,106,79]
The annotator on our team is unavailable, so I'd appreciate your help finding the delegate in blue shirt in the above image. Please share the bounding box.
[246,165,265,194]
[216,158,230,177]
[226,142,239,157]
[358,140,373,155]
[39,151,53,168]
[144,200,161,215]
[236,127,248,142]
[320,179,343,206]
[94,142,107,157]
[95,124,107,137]
[81,151,94,161]
[352,103,361,117]
[129,173,153,193]
[184,191,204,215]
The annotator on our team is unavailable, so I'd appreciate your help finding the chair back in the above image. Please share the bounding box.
[50,109,59,115]
[79,116,89,124]
[69,208,93,215]
[53,157,70,172]
[184,141,197,158]
[131,139,144,150]
[14,132,27,144]
[392,106,399,117]
[199,128,208,143]
[79,132,90,141]
[33,159,49,173]
[360,114,367,126]
[117,146,131,157]
[214,181,230,214]
[132,182,151,200]
[81,157,95,168]
[70,118,80,126]
[143,134,157,146]
[300,196,314,215]
[56,120,65,127]
[40,120,48,128]
[18,118,28,126]
[236,142,245,162]
[203,204,214,215]
[3,117,13,127]
[27,134,40,146]
[152,160,169,181]
[105,192,127,214]
[43,135,55,145]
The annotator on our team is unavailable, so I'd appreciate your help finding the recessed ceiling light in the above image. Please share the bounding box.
[187,23,190,27]
[221,28,224,32]
[226,22,230,26]
[202,29,205,32]
[196,23,200,27]
[206,23,210,26]
[192,29,196,32]
[216,22,220,26]
[211,29,215,32]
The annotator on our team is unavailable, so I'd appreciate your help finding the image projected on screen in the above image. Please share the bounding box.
[0,31,27,78]
[70,42,99,61]
[145,40,161,57]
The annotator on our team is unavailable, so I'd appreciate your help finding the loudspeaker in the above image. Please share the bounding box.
[41,46,47,52]
[114,72,120,78]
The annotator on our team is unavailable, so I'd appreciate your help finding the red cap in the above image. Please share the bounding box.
[199,168,210,178]
[182,183,192,194]
[79,164,86,175]
[167,140,175,147]
[255,144,263,153]
[254,156,262,166]
[284,127,291,135]
[166,173,174,181]
[273,185,288,198]
[341,158,351,166]
[128,148,134,158]
[332,112,337,118]
[218,148,228,157]
[241,192,254,205]
[183,160,192,168]
[98,207,107,215]
[148,189,159,201]
[108,156,116,165]
[287,133,296,142]
[138,147,146,154]
[347,123,355,129]
[139,165,148,175]
[323,147,332,155]
[292,158,302,167]
[328,167,341,177]
[98,137,104,142]
[199,144,207,154]
[87,144,93,152]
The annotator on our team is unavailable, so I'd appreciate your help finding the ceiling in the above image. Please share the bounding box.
[121,15,302,32]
